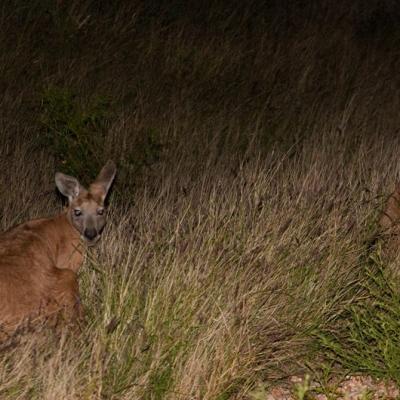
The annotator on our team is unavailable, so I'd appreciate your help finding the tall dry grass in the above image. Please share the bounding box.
[1,0,400,398]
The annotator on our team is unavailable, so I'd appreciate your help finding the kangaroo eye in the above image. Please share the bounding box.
[74,209,82,217]
[97,208,105,216]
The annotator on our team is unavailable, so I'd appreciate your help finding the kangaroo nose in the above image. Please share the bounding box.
[84,228,97,241]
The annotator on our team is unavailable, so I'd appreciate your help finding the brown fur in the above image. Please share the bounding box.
[0,212,83,338]
[379,183,400,257]
[0,161,116,339]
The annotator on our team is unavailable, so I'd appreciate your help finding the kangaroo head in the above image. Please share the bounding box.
[55,161,117,246]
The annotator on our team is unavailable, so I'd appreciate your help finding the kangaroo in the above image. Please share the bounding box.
[0,160,116,338]
[379,183,400,257]
[380,183,400,231]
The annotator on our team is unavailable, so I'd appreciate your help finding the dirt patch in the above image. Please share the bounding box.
[261,375,399,400]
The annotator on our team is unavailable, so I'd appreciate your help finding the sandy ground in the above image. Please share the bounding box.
[261,375,399,400]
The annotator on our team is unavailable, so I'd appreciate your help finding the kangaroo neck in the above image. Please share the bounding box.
[54,211,85,272]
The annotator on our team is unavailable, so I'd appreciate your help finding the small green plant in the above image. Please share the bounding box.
[293,375,311,400]
[38,85,111,184]
[306,361,344,400]
[359,389,374,400]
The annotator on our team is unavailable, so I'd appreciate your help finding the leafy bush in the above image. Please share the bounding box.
[38,85,111,185]
[38,86,165,193]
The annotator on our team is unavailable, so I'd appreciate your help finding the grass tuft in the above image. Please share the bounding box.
[316,252,400,385]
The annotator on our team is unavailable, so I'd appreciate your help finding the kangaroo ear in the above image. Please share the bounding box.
[55,172,82,202]
[90,160,117,202]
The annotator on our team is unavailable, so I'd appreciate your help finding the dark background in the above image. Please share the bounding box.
[1,0,399,187]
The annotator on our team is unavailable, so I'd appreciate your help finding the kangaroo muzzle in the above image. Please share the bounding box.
[84,228,97,241]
